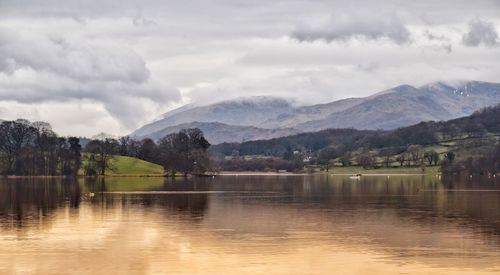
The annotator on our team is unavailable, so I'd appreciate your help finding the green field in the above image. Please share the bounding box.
[327,166,440,175]
[79,155,165,176]
[108,156,164,176]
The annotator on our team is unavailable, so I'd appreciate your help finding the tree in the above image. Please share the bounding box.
[317,147,337,171]
[441,144,499,175]
[378,148,395,168]
[192,149,211,174]
[158,128,211,176]
[357,150,375,169]
[0,120,82,176]
[0,120,37,174]
[424,150,440,166]
[445,151,455,163]
[84,138,117,176]
[66,137,82,176]
[283,145,293,160]
[118,136,131,156]
[396,154,406,167]
[407,145,421,166]
[340,152,351,167]
[138,138,158,162]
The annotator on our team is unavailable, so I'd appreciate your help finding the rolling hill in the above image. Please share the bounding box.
[110,155,164,176]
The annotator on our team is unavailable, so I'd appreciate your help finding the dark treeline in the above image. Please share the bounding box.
[211,128,376,158]
[0,118,211,177]
[82,128,211,176]
[0,120,81,176]
[441,143,500,175]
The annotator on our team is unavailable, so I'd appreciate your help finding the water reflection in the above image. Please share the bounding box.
[0,175,499,274]
[0,178,81,229]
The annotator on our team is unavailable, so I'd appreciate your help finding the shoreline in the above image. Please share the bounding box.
[218,171,434,176]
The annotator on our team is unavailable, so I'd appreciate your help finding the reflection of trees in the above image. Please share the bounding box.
[0,177,212,229]
[210,175,500,236]
[201,175,500,269]
[82,177,209,218]
[0,178,81,229]
[1,175,499,239]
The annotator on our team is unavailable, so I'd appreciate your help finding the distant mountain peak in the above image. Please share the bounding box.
[368,84,419,98]
[419,81,453,91]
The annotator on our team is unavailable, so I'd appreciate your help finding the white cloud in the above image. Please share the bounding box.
[0,100,121,137]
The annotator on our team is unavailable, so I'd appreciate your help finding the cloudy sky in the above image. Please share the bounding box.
[0,0,499,136]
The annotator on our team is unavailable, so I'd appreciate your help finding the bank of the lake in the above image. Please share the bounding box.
[219,166,441,176]
[326,166,441,175]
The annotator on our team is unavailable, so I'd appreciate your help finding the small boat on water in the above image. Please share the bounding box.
[349,173,362,180]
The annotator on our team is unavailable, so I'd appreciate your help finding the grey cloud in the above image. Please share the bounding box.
[133,8,157,26]
[356,62,379,72]
[462,19,498,47]
[0,28,181,129]
[424,30,447,41]
[291,13,411,44]
[443,44,452,53]
[423,30,452,53]
[0,29,150,83]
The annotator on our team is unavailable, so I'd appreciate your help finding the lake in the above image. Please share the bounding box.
[0,175,499,274]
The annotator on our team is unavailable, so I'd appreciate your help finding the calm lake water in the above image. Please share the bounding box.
[1,175,499,275]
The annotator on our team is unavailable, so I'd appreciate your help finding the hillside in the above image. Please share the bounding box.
[132,96,294,137]
[258,97,365,129]
[135,121,301,144]
[211,104,500,158]
[262,81,500,131]
[132,81,500,144]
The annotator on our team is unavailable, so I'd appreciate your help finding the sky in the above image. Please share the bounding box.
[0,0,499,137]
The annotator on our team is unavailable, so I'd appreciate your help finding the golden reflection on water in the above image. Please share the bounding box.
[0,175,499,274]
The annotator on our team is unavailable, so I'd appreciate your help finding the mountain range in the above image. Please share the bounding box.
[131,81,500,144]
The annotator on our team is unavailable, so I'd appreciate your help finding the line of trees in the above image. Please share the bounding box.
[82,128,211,176]
[441,145,499,175]
[0,120,81,176]
[0,119,212,177]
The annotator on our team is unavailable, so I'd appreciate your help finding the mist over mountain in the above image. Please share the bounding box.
[132,96,294,137]
[261,81,500,131]
[132,81,500,144]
